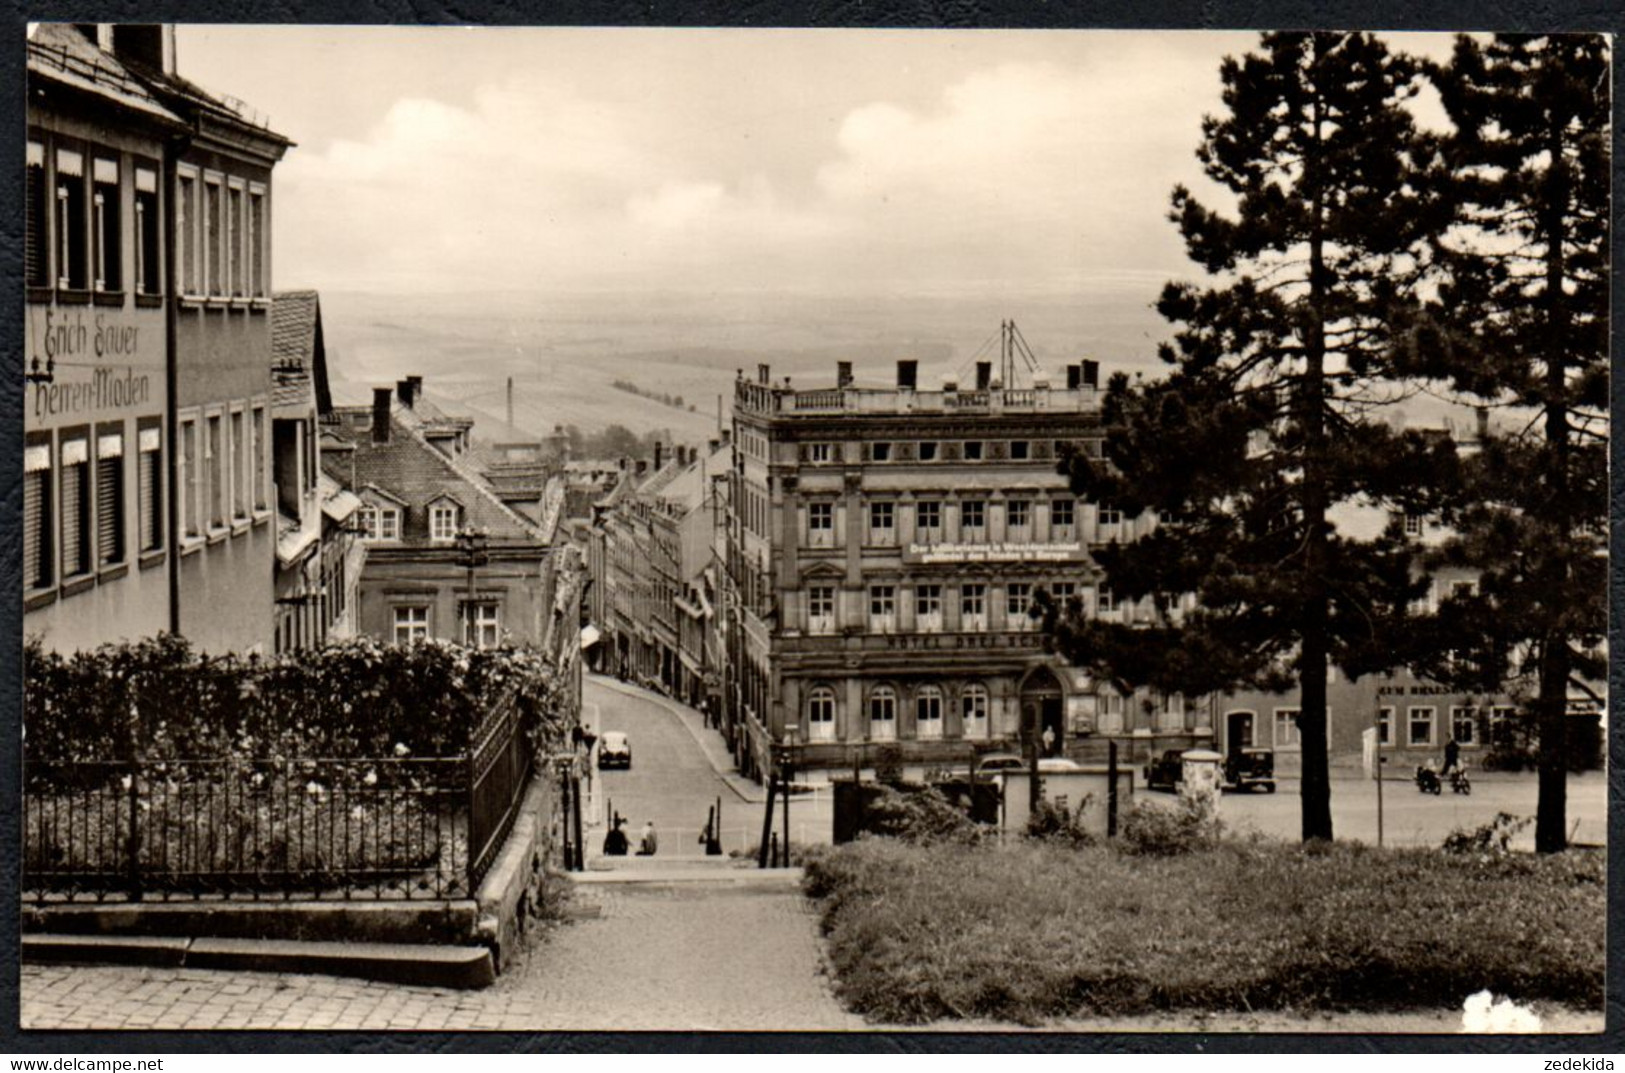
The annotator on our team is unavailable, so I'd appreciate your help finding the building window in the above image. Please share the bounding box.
[92,156,120,293]
[918,441,938,462]
[963,441,983,461]
[206,414,224,529]
[960,500,986,541]
[807,687,836,742]
[807,501,834,547]
[1010,440,1030,460]
[55,148,87,291]
[1450,706,1477,745]
[1098,503,1122,527]
[24,440,53,589]
[868,500,894,545]
[227,180,244,298]
[251,406,267,511]
[1096,586,1116,614]
[205,175,223,296]
[137,425,162,553]
[962,684,989,739]
[177,167,200,295]
[26,140,47,289]
[178,418,198,538]
[1408,706,1436,747]
[95,430,124,567]
[1489,706,1518,747]
[248,185,266,298]
[915,500,942,543]
[60,435,91,579]
[1378,707,1394,747]
[431,503,460,542]
[1006,499,1030,534]
[1274,708,1301,748]
[807,585,836,635]
[868,584,896,634]
[393,605,429,645]
[357,506,379,540]
[1006,582,1032,628]
[870,442,891,462]
[134,166,159,296]
[464,602,500,649]
[807,443,833,463]
[914,584,942,633]
[869,686,897,741]
[1403,513,1424,537]
[230,411,247,520]
[961,583,987,632]
[1051,497,1075,538]
[916,686,944,740]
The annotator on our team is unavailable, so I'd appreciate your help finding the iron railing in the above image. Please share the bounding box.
[24,691,535,904]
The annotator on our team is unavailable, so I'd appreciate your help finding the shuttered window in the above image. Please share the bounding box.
[231,410,246,519]
[93,156,120,293]
[24,443,52,589]
[56,148,87,290]
[96,431,124,566]
[138,425,162,552]
[251,407,266,511]
[207,414,223,528]
[180,418,199,538]
[135,167,159,296]
[26,141,46,288]
[61,436,90,578]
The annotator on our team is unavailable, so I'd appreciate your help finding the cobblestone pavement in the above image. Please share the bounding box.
[22,880,865,1031]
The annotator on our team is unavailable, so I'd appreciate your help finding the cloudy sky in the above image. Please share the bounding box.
[173,27,1461,300]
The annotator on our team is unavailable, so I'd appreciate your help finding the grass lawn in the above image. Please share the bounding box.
[802,838,1604,1025]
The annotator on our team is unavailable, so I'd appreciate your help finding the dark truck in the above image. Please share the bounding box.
[1144,747,1276,793]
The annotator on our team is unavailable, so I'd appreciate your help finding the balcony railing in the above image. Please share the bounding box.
[737,379,1099,417]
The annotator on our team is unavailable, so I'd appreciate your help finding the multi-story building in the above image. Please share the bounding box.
[23,25,182,652]
[321,380,567,651]
[724,350,1207,778]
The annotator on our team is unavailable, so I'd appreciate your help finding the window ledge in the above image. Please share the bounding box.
[93,290,125,308]
[135,293,163,309]
[179,296,206,311]
[179,538,205,557]
[229,298,251,312]
[207,297,232,310]
[56,289,91,306]
[139,549,166,571]
[61,575,95,598]
[27,286,53,305]
[232,518,252,536]
[98,563,129,584]
[206,530,228,546]
[251,298,271,313]
[24,590,57,612]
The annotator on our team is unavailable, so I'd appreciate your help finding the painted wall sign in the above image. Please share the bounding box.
[904,541,1086,564]
[26,305,162,424]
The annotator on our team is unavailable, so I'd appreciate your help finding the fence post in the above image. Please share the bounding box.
[126,754,142,902]
[1107,740,1119,839]
[466,740,479,896]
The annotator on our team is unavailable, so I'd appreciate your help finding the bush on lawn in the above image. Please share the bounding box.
[861,785,984,846]
[1025,796,1096,847]
[1119,796,1218,856]
[802,838,1603,1025]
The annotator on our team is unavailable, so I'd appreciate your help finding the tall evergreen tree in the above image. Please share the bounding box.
[1403,35,1610,852]
[1045,32,1454,842]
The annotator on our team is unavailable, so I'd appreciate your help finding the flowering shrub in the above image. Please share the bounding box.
[23,634,569,766]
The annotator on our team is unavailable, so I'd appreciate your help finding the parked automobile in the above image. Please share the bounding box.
[598,731,631,770]
[1036,757,1082,773]
[974,753,1026,776]
[1223,747,1275,793]
[1144,749,1186,792]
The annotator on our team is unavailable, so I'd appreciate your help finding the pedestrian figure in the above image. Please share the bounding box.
[1041,725,1057,756]
[602,817,629,856]
[1442,737,1461,777]
[638,820,659,856]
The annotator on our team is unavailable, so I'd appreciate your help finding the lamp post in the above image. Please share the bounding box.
[455,526,489,645]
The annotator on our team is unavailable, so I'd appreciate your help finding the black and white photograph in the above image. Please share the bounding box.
[14,21,1610,1041]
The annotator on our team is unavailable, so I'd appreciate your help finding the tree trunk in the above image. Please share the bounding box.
[1534,639,1570,852]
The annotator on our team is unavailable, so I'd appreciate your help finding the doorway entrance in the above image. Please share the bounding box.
[1020,667,1065,756]
[1225,711,1255,757]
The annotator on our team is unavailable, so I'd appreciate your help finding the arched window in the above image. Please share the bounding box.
[916,685,944,740]
[961,684,990,740]
[807,686,836,742]
[869,685,896,741]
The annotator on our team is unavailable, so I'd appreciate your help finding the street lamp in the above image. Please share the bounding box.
[455,526,489,645]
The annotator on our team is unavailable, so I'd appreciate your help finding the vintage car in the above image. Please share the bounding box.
[1143,749,1187,792]
[1223,747,1276,793]
[597,731,632,770]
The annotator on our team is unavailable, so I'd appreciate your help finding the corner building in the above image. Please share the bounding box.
[729,355,1202,777]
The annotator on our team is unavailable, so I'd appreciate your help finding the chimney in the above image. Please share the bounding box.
[110,25,169,71]
[636,460,648,476]
[407,375,423,399]
[897,360,918,391]
[619,457,628,472]
[837,361,853,388]
[507,377,515,430]
[975,361,992,390]
[708,438,720,453]
[371,387,392,444]
[1066,364,1082,390]
[654,442,664,471]
[1082,360,1100,389]
[757,363,771,385]
[396,378,415,409]
[1475,406,1490,442]
[721,429,732,446]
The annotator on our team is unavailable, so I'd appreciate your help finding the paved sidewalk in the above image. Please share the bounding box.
[21,877,860,1031]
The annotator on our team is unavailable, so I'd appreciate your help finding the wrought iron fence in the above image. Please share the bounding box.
[24,691,534,904]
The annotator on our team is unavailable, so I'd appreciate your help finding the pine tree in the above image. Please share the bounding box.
[1404,35,1610,852]
[1047,32,1452,842]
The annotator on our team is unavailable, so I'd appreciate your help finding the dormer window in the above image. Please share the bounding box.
[1403,513,1424,537]
[430,501,461,542]
[359,504,400,542]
